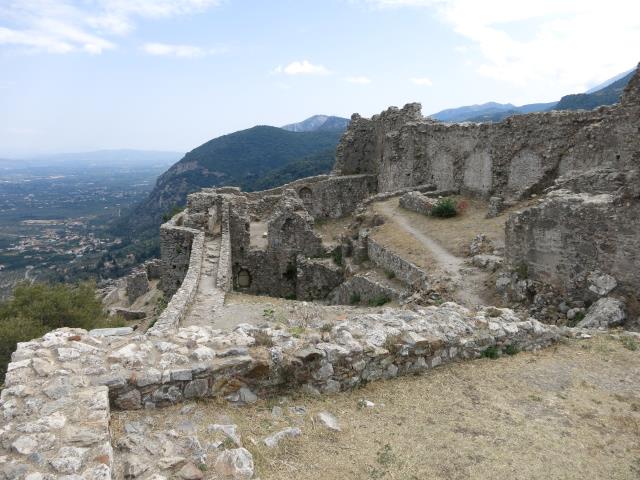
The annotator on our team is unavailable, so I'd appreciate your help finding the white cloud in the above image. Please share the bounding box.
[142,42,226,58]
[345,76,372,84]
[362,0,640,91]
[0,0,221,54]
[410,77,433,86]
[274,60,331,76]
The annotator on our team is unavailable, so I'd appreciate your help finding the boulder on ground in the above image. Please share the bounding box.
[577,297,626,329]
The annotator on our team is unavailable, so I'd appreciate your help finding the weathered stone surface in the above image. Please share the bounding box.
[214,448,254,480]
[263,427,302,448]
[577,297,627,329]
[89,327,134,337]
[177,462,204,480]
[587,271,618,297]
[316,411,341,432]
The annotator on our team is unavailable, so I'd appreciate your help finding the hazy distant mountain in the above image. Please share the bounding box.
[430,67,634,123]
[282,115,350,132]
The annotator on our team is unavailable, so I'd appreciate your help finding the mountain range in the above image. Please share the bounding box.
[430,68,635,123]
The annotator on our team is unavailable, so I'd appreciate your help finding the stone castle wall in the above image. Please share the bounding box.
[335,64,640,201]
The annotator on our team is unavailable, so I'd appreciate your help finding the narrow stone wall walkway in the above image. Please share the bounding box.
[182,236,225,327]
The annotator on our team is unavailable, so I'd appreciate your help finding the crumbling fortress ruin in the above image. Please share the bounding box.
[1,64,639,480]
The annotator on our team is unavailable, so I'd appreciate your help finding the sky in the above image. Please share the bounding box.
[0,0,638,157]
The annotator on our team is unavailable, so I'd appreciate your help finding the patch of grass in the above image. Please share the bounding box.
[252,330,274,348]
[515,262,529,279]
[481,345,500,359]
[284,293,297,300]
[568,310,585,327]
[504,344,520,356]
[320,323,333,333]
[430,197,457,218]
[262,308,275,320]
[349,293,361,305]
[385,270,396,280]
[332,248,343,267]
[368,295,390,307]
[198,463,208,472]
[289,326,306,338]
[620,336,639,351]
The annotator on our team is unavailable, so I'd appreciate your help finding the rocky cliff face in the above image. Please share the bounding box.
[335,63,640,201]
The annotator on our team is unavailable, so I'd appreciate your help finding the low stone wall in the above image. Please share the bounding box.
[328,274,404,305]
[367,237,430,290]
[398,191,436,215]
[360,183,437,206]
[148,231,205,336]
[217,200,233,292]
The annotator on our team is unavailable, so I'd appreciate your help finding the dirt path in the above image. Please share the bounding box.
[182,236,225,327]
[374,201,490,309]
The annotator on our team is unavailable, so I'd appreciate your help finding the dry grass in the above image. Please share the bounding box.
[313,216,354,244]
[371,196,535,259]
[113,336,640,479]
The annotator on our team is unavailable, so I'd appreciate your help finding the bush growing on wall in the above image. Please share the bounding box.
[0,282,123,383]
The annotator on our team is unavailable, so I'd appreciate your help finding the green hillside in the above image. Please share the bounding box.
[553,71,634,111]
[112,126,344,253]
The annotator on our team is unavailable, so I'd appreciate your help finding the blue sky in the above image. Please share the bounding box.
[0,0,638,156]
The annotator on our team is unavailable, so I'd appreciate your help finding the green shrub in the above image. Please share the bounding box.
[431,198,457,218]
[349,292,361,305]
[567,310,585,327]
[504,344,520,356]
[481,345,500,359]
[385,270,396,280]
[332,248,343,266]
[0,281,121,382]
[368,295,390,307]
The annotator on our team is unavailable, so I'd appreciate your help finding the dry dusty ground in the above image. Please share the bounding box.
[211,292,400,329]
[371,196,538,259]
[112,335,640,480]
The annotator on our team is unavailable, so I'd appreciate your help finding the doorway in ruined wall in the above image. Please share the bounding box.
[298,187,313,212]
[237,268,252,289]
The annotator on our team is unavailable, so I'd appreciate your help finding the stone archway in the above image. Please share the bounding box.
[298,187,313,212]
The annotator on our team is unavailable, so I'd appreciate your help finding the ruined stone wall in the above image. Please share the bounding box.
[295,256,344,301]
[335,64,640,200]
[505,189,640,314]
[159,213,200,296]
[328,274,404,305]
[367,237,430,290]
[149,231,205,336]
